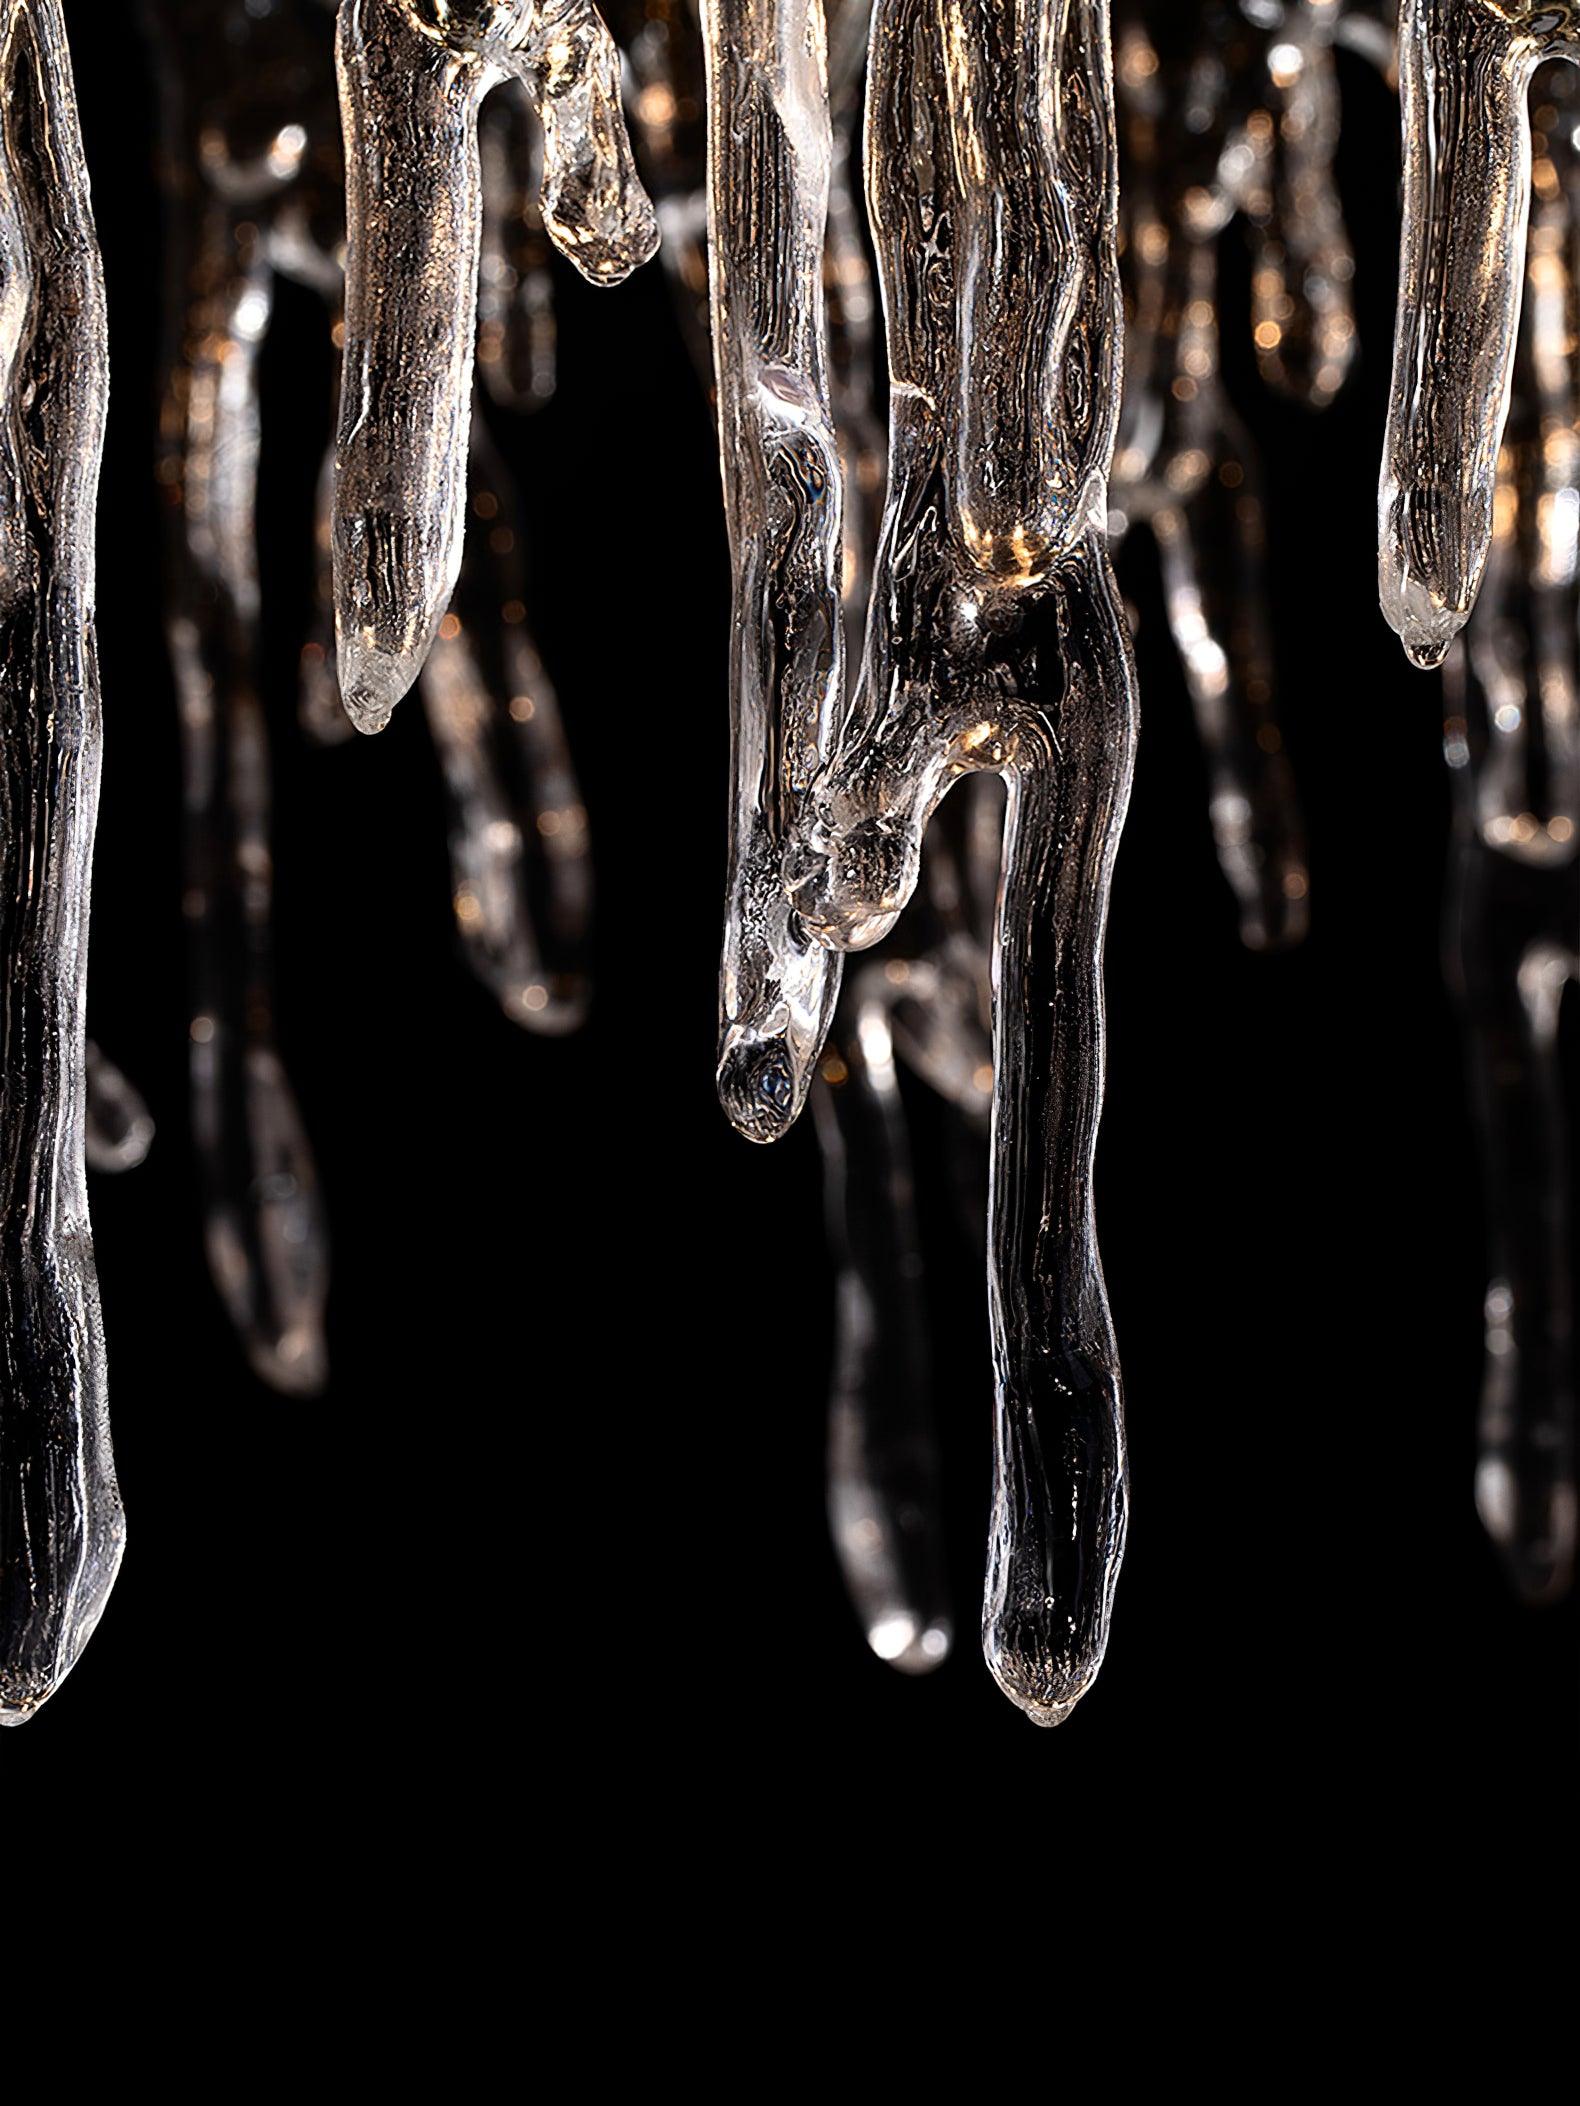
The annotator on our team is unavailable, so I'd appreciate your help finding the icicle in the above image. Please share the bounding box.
[1243,1,1356,410]
[418,421,593,1032]
[615,0,714,378]
[84,1045,155,1176]
[0,0,123,1724]
[814,993,952,1674]
[477,77,558,414]
[1377,0,1575,669]
[701,0,846,1140]
[1439,63,1580,1603]
[810,780,1002,1678]
[332,0,657,734]
[1109,4,1333,950]
[156,0,593,1073]
[785,0,1137,1726]
[625,0,950,1662]
[147,0,334,1396]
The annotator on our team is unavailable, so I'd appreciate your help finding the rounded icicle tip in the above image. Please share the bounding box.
[983,1640,1098,1730]
[1379,545,1469,674]
[716,1032,803,1145]
[335,632,424,736]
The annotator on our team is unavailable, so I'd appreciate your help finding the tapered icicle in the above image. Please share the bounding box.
[0,0,123,1725]
[1437,66,1580,1603]
[147,0,335,1395]
[332,0,657,734]
[787,0,1137,1725]
[84,1044,155,1176]
[1377,0,1577,669]
[702,0,845,1140]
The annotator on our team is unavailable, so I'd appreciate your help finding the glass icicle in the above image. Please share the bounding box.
[1108,1,1359,951]
[332,0,657,735]
[814,990,953,1675]
[155,0,594,1057]
[421,422,593,1033]
[1378,0,1580,669]
[477,78,559,415]
[146,0,339,1395]
[701,0,846,1140]
[0,0,122,1725]
[783,0,1138,1725]
[622,0,951,1668]
[1439,61,1580,1603]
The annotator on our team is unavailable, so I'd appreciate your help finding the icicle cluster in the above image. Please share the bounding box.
[7,0,1575,1727]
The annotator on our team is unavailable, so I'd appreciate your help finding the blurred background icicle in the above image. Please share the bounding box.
[84,1042,155,1177]
[1439,61,1580,1605]
[1368,2,1579,1603]
[145,0,341,1396]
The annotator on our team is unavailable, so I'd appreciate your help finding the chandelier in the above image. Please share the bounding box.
[0,0,1573,1731]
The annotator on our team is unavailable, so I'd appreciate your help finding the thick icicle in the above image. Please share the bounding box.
[702,0,846,1140]
[332,0,656,734]
[0,0,122,1725]
[626,0,956,1664]
[1377,0,1578,669]
[788,0,1137,1725]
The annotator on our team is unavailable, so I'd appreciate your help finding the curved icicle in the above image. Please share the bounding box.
[332,0,657,734]
[787,0,1137,1725]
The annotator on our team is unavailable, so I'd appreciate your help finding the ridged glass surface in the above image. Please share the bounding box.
[772,0,1138,1725]
[332,0,657,733]
[0,0,121,1726]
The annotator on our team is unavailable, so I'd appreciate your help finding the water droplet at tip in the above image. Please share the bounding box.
[336,634,424,736]
[716,1033,805,1145]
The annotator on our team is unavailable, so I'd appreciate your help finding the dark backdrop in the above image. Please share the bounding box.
[11,9,1575,1892]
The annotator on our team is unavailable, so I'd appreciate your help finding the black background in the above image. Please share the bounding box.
[11,9,1575,1893]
